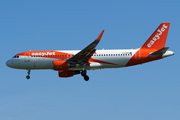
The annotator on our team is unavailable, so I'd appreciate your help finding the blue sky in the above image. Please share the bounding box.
[0,0,179,120]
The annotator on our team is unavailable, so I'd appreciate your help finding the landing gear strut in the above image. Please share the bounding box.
[81,70,89,81]
[26,69,31,79]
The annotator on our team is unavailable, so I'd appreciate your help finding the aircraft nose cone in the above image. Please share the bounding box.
[6,60,13,67]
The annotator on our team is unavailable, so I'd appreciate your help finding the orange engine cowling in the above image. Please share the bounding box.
[58,70,80,77]
[53,60,68,70]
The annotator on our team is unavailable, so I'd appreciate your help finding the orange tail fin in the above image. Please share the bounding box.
[141,23,170,50]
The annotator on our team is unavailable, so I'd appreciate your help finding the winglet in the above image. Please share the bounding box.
[97,30,105,41]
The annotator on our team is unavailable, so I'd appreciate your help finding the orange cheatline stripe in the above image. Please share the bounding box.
[16,51,74,59]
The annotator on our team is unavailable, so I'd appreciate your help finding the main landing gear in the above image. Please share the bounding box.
[26,69,31,79]
[81,70,89,81]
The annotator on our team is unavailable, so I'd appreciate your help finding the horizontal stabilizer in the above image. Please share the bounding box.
[150,47,169,57]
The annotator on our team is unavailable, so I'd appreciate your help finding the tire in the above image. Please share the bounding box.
[26,75,30,79]
[84,75,89,81]
[81,71,87,76]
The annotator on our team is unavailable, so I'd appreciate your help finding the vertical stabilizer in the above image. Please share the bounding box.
[141,23,170,50]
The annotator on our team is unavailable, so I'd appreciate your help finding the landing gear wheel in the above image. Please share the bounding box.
[26,75,30,79]
[81,70,87,76]
[84,75,89,81]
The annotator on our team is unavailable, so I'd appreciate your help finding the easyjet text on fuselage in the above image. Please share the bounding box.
[31,52,55,56]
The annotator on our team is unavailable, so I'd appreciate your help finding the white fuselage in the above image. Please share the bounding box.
[6,49,139,70]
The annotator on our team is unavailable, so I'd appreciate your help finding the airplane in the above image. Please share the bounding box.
[6,23,174,81]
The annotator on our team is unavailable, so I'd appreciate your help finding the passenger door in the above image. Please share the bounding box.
[24,52,30,62]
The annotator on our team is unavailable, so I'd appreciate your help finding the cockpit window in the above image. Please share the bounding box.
[13,55,19,58]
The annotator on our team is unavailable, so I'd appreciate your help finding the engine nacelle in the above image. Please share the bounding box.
[58,70,80,77]
[59,70,73,77]
[53,60,68,70]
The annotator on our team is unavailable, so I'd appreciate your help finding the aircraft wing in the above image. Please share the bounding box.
[68,30,104,67]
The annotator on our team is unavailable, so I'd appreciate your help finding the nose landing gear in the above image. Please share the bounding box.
[26,69,31,79]
[81,70,89,81]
